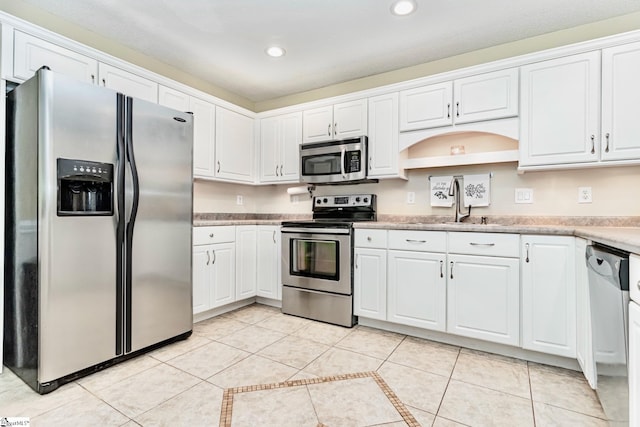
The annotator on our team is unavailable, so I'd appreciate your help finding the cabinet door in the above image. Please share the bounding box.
[279,112,303,181]
[601,41,640,161]
[257,226,281,299]
[190,98,216,179]
[453,68,518,124]
[630,300,640,427]
[388,250,446,331]
[521,235,576,358]
[519,51,601,167]
[13,30,98,84]
[211,243,235,308]
[333,99,367,139]
[235,226,257,300]
[575,238,596,388]
[158,85,190,112]
[354,248,387,320]
[192,245,212,314]
[215,107,254,182]
[259,116,280,182]
[303,105,333,143]
[98,62,158,103]
[368,93,401,178]
[399,82,453,131]
[447,254,520,346]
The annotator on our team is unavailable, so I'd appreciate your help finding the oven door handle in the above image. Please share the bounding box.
[281,227,351,235]
[340,147,346,179]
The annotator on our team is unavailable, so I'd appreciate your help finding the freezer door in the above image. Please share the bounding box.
[39,71,119,383]
[126,98,193,353]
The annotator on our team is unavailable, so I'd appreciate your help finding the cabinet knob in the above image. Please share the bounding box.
[91,74,95,83]
[525,243,530,263]
[334,122,338,136]
[102,78,106,86]
[367,236,372,242]
[605,133,610,153]
[206,250,210,266]
[456,102,460,118]
[590,135,595,154]
[209,233,214,238]
[327,124,331,136]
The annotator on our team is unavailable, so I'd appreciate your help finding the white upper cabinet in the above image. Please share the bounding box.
[13,30,98,84]
[601,41,640,161]
[158,85,190,112]
[521,235,576,358]
[519,51,601,167]
[215,107,254,183]
[98,62,158,103]
[399,68,518,132]
[303,99,367,143]
[260,112,302,183]
[190,98,217,179]
[367,93,406,179]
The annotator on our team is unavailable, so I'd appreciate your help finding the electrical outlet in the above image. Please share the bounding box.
[578,187,592,203]
[515,188,533,204]
[236,195,243,205]
[406,191,415,204]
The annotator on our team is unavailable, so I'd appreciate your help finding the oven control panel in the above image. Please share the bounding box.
[314,194,375,208]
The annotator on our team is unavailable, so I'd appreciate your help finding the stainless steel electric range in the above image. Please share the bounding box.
[280,194,377,327]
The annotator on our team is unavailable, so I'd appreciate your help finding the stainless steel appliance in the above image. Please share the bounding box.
[4,68,193,394]
[281,194,376,327]
[586,244,630,423]
[300,137,369,184]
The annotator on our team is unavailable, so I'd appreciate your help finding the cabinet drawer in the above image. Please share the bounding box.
[448,232,519,257]
[355,229,387,249]
[193,226,235,245]
[389,230,447,252]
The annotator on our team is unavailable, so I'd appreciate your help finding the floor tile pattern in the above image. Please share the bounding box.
[219,371,419,427]
[0,303,610,426]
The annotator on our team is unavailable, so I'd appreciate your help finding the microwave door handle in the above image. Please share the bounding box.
[341,147,346,179]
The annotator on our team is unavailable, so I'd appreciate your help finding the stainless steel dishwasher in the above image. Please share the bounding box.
[586,243,630,424]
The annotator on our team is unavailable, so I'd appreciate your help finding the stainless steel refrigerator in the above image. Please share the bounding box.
[4,68,194,394]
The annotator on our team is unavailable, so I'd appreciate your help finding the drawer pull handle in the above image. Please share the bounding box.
[469,242,495,247]
[206,250,210,266]
[212,250,216,265]
[525,243,530,263]
[406,239,426,244]
[590,135,595,154]
[355,254,359,269]
[605,133,610,153]
[440,260,444,278]
[450,261,454,279]
[272,230,276,243]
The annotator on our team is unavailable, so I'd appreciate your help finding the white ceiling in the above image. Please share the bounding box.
[18,0,640,103]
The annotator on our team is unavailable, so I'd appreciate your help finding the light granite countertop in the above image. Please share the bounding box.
[193,214,640,254]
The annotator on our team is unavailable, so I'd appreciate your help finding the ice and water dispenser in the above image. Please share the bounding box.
[57,158,114,216]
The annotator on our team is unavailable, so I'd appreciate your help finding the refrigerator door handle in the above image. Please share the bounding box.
[124,96,140,353]
[116,94,126,356]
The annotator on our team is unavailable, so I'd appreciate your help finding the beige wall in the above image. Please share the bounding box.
[195,161,640,218]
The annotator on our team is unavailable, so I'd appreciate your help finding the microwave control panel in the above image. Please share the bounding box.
[345,150,361,173]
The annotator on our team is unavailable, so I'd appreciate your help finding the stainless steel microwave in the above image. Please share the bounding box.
[300,136,367,184]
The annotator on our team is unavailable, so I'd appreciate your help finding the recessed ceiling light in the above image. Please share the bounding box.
[391,0,417,16]
[265,46,286,58]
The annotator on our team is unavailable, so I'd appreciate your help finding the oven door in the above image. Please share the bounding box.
[281,228,352,295]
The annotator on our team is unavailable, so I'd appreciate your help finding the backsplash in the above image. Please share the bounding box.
[194,162,640,218]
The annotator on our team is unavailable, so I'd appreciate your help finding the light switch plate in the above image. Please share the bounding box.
[236,195,244,205]
[515,188,533,204]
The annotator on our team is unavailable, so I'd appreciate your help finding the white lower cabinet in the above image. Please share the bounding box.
[447,253,520,346]
[354,247,387,320]
[388,250,446,331]
[192,240,235,314]
[192,244,212,314]
[236,226,257,300]
[521,235,576,358]
[256,226,281,300]
[630,299,640,426]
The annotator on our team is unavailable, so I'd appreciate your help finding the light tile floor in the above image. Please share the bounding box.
[0,303,609,426]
